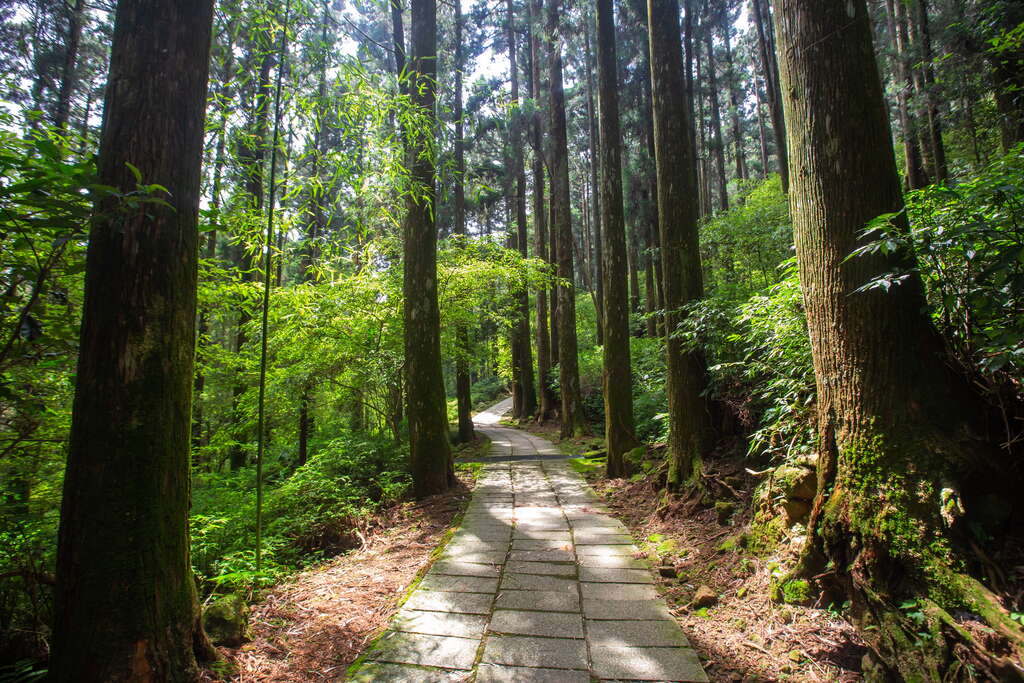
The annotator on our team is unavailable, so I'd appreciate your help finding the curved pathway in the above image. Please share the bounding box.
[350,399,708,682]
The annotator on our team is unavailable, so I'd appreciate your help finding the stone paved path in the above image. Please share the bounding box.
[350,399,708,682]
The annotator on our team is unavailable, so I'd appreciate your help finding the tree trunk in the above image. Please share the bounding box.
[597,0,641,478]
[507,0,537,420]
[584,23,604,346]
[529,0,557,421]
[883,0,927,190]
[453,0,475,442]
[50,0,217,675]
[648,0,712,488]
[54,0,85,131]
[912,0,948,184]
[391,0,407,92]
[754,74,770,178]
[775,0,1024,677]
[404,0,453,497]
[751,0,788,192]
[722,25,748,181]
[704,24,729,212]
[548,0,584,438]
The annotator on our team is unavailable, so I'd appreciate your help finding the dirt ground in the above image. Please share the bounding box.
[204,466,478,682]
[519,419,867,683]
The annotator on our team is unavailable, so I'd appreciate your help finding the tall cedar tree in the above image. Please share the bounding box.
[529,0,557,421]
[404,0,454,496]
[507,0,537,420]
[49,0,217,675]
[596,0,639,476]
[547,0,584,437]
[648,0,712,487]
[453,0,475,442]
[775,0,1024,677]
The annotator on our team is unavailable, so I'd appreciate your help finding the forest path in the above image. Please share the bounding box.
[349,400,709,682]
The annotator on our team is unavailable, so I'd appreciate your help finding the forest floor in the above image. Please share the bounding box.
[517,419,867,682]
[206,443,487,682]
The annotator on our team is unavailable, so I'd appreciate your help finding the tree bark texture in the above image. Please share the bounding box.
[453,0,475,442]
[547,0,584,438]
[529,0,557,421]
[404,0,453,497]
[597,0,640,478]
[703,24,729,212]
[775,0,1024,677]
[648,0,712,488]
[50,0,216,676]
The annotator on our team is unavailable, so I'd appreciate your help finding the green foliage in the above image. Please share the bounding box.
[853,147,1024,384]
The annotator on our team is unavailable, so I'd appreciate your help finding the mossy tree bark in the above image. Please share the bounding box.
[453,0,474,443]
[647,0,712,489]
[596,0,640,477]
[404,0,453,497]
[547,0,584,438]
[775,0,1024,677]
[50,0,216,676]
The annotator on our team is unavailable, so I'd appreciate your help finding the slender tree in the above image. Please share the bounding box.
[529,0,557,421]
[453,0,475,442]
[596,0,640,477]
[884,0,928,190]
[750,0,787,192]
[583,22,604,345]
[703,22,729,211]
[547,0,584,437]
[507,0,537,420]
[50,0,218,674]
[404,0,453,496]
[775,0,1024,676]
[648,0,712,488]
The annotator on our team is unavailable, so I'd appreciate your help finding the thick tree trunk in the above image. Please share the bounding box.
[404,0,453,496]
[50,0,217,675]
[648,0,712,488]
[704,25,729,212]
[597,0,640,478]
[547,0,584,438]
[775,0,1024,677]
[453,0,475,442]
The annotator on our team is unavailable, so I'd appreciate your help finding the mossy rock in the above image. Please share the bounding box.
[715,501,735,525]
[774,465,816,502]
[203,593,251,647]
[770,578,813,606]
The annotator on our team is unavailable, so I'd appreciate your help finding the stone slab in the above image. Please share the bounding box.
[419,574,499,594]
[391,610,488,638]
[440,551,507,565]
[590,645,708,682]
[577,555,646,569]
[574,544,637,557]
[504,561,576,577]
[493,589,580,613]
[429,561,502,578]
[499,572,577,592]
[488,609,584,638]
[369,631,479,670]
[578,567,654,584]
[474,664,590,683]
[512,530,573,541]
[582,599,673,621]
[587,619,690,647]
[481,635,587,670]
[402,590,493,615]
[508,549,574,563]
[511,539,573,551]
[573,533,634,545]
[348,661,462,682]
[580,582,658,601]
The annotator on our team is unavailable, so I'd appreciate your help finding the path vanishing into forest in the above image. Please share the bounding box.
[349,398,709,682]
